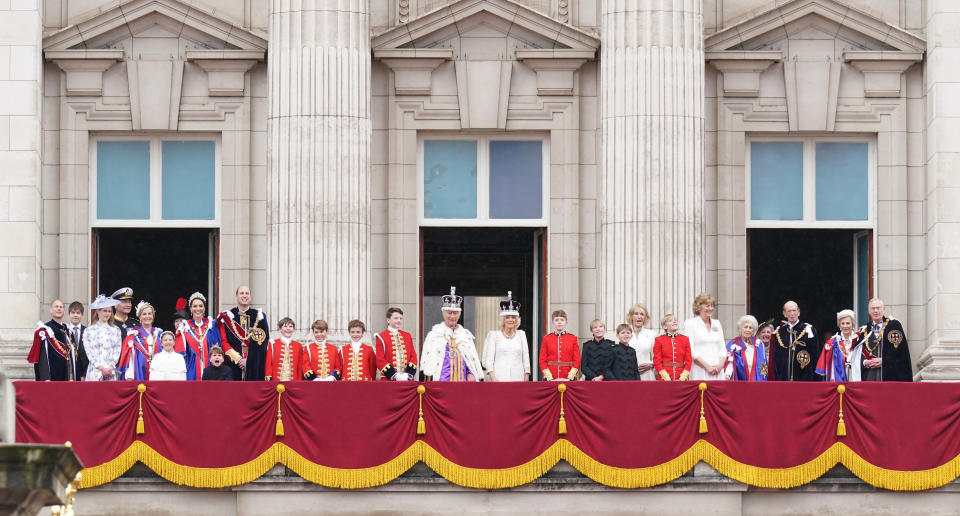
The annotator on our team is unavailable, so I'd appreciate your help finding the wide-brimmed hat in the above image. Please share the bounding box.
[90,294,121,310]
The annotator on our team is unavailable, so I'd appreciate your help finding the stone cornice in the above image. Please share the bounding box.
[705,0,925,53]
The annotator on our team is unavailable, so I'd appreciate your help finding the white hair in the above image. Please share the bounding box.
[836,309,856,325]
[737,315,758,331]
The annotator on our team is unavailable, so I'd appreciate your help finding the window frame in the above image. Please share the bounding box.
[745,135,875,229]
[417,133,550,227]
[89,133,221,228]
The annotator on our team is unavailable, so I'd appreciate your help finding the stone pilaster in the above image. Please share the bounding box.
[0,3,42,377]
[918,0,960,380]
[598,1,704,324]
[266,1,371,340]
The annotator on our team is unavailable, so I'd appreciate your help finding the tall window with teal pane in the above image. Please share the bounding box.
[816,142,868,221]
[423,140,478,219]
[97,141,150,220]
[162,141,216,220]
[750,141,803,220]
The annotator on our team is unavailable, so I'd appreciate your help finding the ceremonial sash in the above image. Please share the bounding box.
[816,333,854,381]
[29,323,69,362]
[183,319,211,378]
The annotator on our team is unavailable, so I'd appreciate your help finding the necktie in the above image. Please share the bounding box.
[73,327,80,345]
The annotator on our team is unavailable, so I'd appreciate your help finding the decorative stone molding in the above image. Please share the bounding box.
[455,60,512,129]
[373,49,453,96]
[516,49,595,96]
[186,50,264,97]
[705,51,781,98]
[704,0,925,54]
[844,50,923,98]
[372,0,600,52]
[46,50,123,96]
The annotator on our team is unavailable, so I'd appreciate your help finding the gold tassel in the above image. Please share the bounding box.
[416,385,426,435]
[836,384,847,437]
[275,384,285,437]
[698,382,708,434]
[136,384,146,435]
[557,383,567,435]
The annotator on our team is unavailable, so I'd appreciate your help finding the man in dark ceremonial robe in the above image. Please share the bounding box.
[770,300,820,381]
[852,298,912,382]
[217,285,270,380]
[28,299,82,381]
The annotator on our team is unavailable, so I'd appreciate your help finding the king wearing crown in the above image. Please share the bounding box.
[421,287,482,381]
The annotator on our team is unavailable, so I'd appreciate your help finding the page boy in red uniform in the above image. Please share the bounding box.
[302,319,341,381]
[375,307,418,381]
[341,319,377,381]
[265,317,303,382]
[539,309,580,381]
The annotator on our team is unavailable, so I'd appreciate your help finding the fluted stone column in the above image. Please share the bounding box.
[267,0,371,340]
[918,0,960,380]
[599,0,704,323]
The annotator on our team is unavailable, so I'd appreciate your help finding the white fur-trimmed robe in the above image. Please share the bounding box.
[421,323,482,381]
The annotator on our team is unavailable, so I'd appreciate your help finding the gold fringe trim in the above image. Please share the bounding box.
[281,442,422,489]
[419,440,564,489]
[78,441,282,489]
[74,440,960,491]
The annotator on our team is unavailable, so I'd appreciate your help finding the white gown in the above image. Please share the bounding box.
[150,350,188,380]
[628,327,657,381]
[682,317,726,381]
[482,330,530,381]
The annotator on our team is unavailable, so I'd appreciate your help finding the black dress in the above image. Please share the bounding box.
[609,342,640,381]
[581,338,615,380]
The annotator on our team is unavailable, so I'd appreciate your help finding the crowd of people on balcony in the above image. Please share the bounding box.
[27,283,913,383]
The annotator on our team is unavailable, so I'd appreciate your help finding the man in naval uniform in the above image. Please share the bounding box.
[217,285,270,380]
[769,300,820,381]
[111,287,139,340]
[851,298,912,382]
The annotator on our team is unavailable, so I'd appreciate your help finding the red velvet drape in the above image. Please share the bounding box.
[16,381,960,487]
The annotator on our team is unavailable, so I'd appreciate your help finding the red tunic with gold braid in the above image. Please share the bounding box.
[538,332,581,381]
[374,329,418,380]
[264,339,303,382]
[340,342,377,381]
[301,341,342,380]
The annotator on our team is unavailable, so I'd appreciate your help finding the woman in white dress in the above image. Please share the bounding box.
[683,293,726,381]
[84,294,123,381]
[482,291,530,382]
[626,303,656,381]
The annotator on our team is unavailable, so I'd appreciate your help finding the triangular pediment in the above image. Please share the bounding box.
[43,0,267,52]
[705,0,924,53]
[372,0,599,52]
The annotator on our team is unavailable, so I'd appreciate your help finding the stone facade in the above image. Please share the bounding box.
[0,0,956,381]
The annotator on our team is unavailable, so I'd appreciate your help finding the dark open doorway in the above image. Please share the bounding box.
[748,228,872,339]
[94,228,218,330]
[420,227,545,378]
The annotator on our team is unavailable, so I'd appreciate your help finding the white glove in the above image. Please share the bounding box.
[313,376,323,382]
[124,366,134,380]
[324,375,337,381]
[395,372,410,381]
